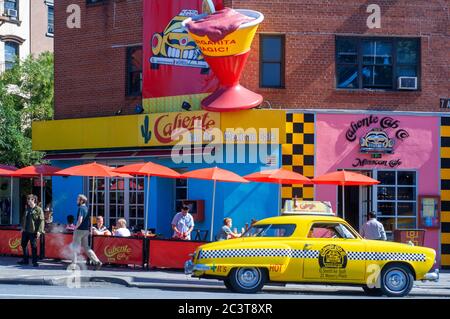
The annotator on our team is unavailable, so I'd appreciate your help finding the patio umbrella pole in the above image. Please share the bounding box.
[145,174,150,234]
[342,185,345,220]
[210,180,216,242]
[40,174,44,209]
[10,176,13,224]
[89,177,95,247]
[278,184,281,216]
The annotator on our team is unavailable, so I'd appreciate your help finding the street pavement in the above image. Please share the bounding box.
[0,256,448,299]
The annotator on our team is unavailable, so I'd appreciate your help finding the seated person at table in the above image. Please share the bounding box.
[216,218,241,241]
[113,218,131,237]
[92,216,111,236]
[171,206,194,240]
[44,205,56,233]
[65,215,76,232]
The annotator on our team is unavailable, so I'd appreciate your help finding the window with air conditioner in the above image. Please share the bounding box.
[4,0,18,20]
[336,37,420,91]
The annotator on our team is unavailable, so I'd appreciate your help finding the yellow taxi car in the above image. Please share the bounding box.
[185,203,438,297]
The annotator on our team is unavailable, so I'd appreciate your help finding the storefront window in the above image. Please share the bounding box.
[175,178,188,212]
[87,173,145,230]
[376,170,417,238]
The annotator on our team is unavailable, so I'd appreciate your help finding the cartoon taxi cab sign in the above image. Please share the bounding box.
[150,10,209,73]
[185,205,439,297]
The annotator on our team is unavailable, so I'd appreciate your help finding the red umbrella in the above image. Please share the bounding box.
[112,162,181,233]
[312,170,380,219]
[244,168,313,215]
[11,164,63,208]
[0,166,17,225]
[56,162,132,239]
[182,167,249,241]
[244,168,312,184]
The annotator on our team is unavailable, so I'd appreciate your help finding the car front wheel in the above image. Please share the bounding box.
[380,264,414,297]
[228,267,266,294]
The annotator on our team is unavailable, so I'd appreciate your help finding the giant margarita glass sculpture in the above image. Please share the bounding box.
[182,7,264,112]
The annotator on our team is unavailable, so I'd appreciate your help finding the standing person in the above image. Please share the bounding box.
[91,216,111,236]
[18,195,44,267]
[360,211,387,241]
[44,205,55,233]
[216,218,241,241]
[171,206,194,240]
[71,194,102,269]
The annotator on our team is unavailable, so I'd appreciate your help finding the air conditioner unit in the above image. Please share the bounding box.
[398,77,418,90]
[7,9,18,19]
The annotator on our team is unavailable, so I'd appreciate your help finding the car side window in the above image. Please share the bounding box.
[308,223,356,239]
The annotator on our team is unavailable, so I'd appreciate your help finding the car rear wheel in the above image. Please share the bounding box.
[362,286,384,296]
[380,264,414,297]
[228,267,266,294]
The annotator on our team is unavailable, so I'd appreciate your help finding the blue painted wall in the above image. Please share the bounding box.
[51,160,84,224]
[50,144,281,240]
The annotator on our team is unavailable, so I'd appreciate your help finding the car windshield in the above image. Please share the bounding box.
[242,224,296,238]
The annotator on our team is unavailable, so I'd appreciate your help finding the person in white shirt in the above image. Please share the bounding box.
[360,211,387,241]
[113,218,131,237]
[171,206,194,240]
[91,216,112,236]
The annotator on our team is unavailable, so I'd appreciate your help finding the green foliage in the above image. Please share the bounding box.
[0,52,54,167]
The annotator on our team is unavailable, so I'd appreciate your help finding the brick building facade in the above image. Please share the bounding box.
[54,0,449,119]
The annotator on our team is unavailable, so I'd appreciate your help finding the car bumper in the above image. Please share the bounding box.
[184,260,211,275]
[422,269,439,282]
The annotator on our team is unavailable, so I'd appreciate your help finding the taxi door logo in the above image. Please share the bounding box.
[319,244,348,269]
[150,10,208,71]
[318,244,348,279]
[104,245,132,263]
[8,238,22,253]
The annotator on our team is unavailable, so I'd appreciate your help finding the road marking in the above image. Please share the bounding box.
[0,293,118,299]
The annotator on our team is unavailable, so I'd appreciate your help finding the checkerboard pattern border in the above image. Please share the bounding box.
[440,117,450,268]
[198,248,426,262]
[282,113,315,207]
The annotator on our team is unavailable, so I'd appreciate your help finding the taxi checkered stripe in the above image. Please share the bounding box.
[198,249,320,260]
[348,252,426,262]
[199,249,426,262]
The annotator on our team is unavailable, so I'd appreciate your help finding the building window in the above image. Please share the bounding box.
[4,0,18,19]
[376,171,417,239]
[47,5,54,36]
[175,178,188,213]
[87,174,145,231]
[4,41,19,70]
[86,0,106,5]
[260,34,285,88]
[126,46,143,96]
[336,37,420,90]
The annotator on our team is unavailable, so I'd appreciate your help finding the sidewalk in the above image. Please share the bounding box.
[0,256,449,296]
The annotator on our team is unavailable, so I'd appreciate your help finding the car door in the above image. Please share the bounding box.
[302,222,367,283]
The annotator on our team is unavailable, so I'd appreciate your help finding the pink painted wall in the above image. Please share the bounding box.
[315,113,440,265]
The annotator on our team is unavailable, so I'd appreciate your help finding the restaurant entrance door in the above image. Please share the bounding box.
[337,170,373,232]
